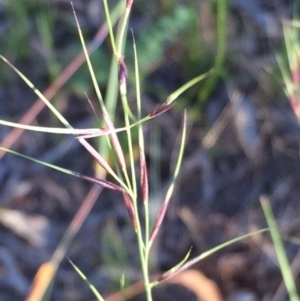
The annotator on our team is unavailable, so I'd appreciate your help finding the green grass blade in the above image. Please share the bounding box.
[0,55,72,129]
[132,30,149,244]
[199,0,227,102]
[147,70,212,118]
[68,259,105,301]
[0,147,123,191]
[0,119,112,135]
[150,228,269,287]
[71,3,105,112]
[116,0,132,57]
[166,71,213,106]
[102,0,118,56]
[151,248,192,286]
[261,196,300,301]
[149,112,187,247]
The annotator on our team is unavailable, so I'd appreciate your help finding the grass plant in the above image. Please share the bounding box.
[1,1,299,301]
[0,1,208,299]
[277,18,300,121]
[261,196,300,301]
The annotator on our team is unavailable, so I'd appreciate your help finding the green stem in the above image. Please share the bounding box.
[132,196,152,301]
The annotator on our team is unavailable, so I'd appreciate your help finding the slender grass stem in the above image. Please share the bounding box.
[117,5,131,57]
[103,0,118,56]
[131,196,153,301]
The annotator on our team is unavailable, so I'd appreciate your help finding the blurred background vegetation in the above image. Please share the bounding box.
[1,1,300,301]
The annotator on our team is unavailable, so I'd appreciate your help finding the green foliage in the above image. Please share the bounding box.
[101,220,129,286]
[261,197,300,301]
[277,19,300,120]
[66,48,111,95]
[2,0,55,59]
[132,5,196,72]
